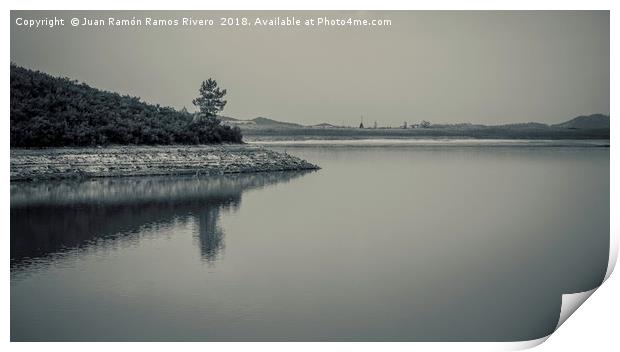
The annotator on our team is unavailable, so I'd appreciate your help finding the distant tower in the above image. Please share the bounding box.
[403,121,408,129]
[373,121,378,129]
[359,115,365,129]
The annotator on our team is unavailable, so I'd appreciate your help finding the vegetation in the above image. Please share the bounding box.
[192,78,227,119]
[10,64,242,147]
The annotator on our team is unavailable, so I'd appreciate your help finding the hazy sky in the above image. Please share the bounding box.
[11,11,609,126]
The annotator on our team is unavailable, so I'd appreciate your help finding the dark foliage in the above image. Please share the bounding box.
[10,64,242,147]
[192,78,227,119]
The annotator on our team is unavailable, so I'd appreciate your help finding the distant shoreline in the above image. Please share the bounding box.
[248,138,610,148]
[240,126,609,141]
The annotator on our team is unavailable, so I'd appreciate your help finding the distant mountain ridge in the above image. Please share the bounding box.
[222,114,610,131]
[312,123,339,128]
[498,122,550,129]
[552,114,609,129]
[221,116,303,128]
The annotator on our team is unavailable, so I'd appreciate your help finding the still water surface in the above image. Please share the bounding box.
[11,143,609,341]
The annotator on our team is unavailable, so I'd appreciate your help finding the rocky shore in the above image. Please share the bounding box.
[10,145,319,181]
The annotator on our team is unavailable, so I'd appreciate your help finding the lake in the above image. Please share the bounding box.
[10,141,610,341]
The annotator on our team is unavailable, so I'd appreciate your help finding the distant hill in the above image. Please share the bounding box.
[498,122,550,129]
[222,116,303,128]
[10,64,242,147]
[311,123,339,128]
[552,114,610,129]
[253,117,303,128]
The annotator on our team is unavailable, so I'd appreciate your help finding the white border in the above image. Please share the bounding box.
[3,1,617,351]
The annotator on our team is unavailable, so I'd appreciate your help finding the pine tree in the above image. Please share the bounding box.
[192,79,227,121]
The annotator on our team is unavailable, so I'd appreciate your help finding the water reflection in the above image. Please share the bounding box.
[10,146,609,341]
[196,203,227,263]
[11,171,313,271]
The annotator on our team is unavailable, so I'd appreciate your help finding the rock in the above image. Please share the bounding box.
[10,145,320,182]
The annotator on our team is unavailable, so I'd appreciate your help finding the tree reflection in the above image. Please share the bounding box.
[197,206,225,263]
[11,171,312,271]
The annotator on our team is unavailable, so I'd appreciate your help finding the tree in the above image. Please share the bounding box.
[192,78,227,120]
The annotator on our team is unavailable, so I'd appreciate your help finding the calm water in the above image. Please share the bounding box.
[11,143,609,341]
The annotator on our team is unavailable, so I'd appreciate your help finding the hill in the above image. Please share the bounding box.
[552,114,610,129]
[252,117,303,128]
[10,64,242,147]
[498,122,550,129]
[311,123,339,128]
[222,116,304,129]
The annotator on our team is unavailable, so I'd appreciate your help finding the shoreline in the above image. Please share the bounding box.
[10,144,320,182]
[249,138,610,148]
[240,126,609,141]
